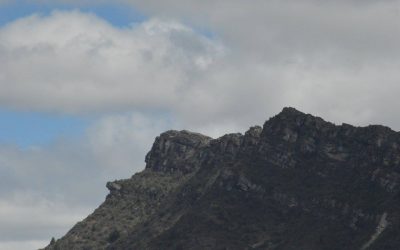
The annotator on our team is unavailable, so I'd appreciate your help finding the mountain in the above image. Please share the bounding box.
[42,108,400,250]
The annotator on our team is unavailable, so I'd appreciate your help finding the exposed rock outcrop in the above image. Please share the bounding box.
[43,108,400,250]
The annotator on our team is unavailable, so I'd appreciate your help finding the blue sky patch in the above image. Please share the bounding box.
[0,109,91,148]
[0,1,146,27]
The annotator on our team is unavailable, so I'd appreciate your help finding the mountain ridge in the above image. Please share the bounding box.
[43,107,400,250]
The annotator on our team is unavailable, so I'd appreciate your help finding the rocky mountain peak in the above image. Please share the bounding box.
[264,107,330,131]
[43,108,400,250]
[145,130,211,173]
[276,106,305,117]
[241,125,262,147]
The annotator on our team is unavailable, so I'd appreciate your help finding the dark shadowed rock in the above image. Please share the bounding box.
[145,130,212,173]
[42,108,400,250]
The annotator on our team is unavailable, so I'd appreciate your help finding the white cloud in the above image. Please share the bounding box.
[0,240,48,250]
[0,192,88,242]
[0,10,223,114]
[87,112,173,175]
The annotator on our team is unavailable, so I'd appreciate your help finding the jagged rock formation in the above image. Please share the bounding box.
[43,108,400,250]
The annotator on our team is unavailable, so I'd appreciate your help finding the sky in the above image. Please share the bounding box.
[0,0,400,249]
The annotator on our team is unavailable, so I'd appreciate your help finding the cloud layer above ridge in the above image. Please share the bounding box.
[1,2,400,129]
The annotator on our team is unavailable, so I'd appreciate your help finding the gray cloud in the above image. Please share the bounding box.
[125,0,400,71]
[119,0,400,128]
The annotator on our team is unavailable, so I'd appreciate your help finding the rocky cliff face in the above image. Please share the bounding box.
[43,108,400,250]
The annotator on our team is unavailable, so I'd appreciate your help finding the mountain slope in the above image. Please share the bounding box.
[43,108,400,250]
